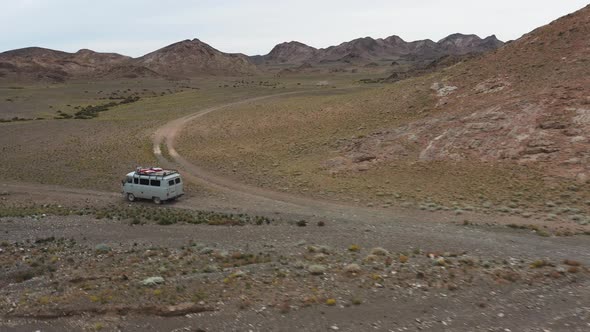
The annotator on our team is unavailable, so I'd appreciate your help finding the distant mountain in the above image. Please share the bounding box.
[437,34,504,54]
[0,39,258,82]
[135,39,257,76]
[0,47,150,82]
[253,33,504,66]
[0,33,502,82]
[253,41,318,65]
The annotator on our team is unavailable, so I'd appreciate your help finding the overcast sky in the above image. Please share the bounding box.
[1,0,587,57]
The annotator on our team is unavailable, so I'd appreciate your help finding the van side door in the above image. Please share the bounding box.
[138,177,150,198]
[167,178,177,198]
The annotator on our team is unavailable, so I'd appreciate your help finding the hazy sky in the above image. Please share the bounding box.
[1,0,587,57]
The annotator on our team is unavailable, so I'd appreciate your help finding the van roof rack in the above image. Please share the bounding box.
[134,167,179,177]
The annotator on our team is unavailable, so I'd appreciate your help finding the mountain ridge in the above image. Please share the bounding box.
[0,33,503,81]
[254,33,504,65]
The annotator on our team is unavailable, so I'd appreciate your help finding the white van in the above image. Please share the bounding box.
[122,167,184,204]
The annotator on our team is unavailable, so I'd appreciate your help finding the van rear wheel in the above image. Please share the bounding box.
[127,193,136,202]
[153,197,162,205]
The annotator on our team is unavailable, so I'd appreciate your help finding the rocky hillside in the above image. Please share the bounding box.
[0,47,126,81]
[329,5,590,182]
[0,39,258,82]
[250,41,318,65]
[135,39,257,76]
[254,33,504,66]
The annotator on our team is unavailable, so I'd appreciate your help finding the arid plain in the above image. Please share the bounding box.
[1,5,589,332]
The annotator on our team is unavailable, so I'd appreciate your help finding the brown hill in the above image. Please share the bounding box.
[256,41,318,65]
[0,47,134,81]
[135,39,257,77]
[331,4,590,182]
[0,39,258,82]
[255,34,504,66]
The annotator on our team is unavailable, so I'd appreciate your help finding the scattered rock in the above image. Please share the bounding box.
[431,82,458,97]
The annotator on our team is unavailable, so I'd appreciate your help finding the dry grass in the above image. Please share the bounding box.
[176,78,590,216]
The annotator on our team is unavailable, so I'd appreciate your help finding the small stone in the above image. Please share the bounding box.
[330,326,339,331]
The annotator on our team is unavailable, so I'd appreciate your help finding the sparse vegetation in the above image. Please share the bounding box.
[0,203,272,226]
[70,96,140,119]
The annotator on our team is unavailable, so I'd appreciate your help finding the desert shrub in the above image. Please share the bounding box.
[530,260,550,268]
[563,259,581,266]
[370,247,390,256]
[348,244,361,252]
[344,263,361,274]
[72,96,140,119]
[308,265,326,275]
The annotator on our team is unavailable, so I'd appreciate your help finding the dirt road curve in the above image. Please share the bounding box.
[152,91,347,213]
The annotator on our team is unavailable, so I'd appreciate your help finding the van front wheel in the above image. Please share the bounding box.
[153,197,162,205]
[127,193,136,202]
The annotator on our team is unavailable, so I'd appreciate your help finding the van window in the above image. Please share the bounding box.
[139,178,149,185]
[175,178,181,184]
[168,180,174,186]
[134,177,139,184]
[127,176,132,183]
[150,180,161,187]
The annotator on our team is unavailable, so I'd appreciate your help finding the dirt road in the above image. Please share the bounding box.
[1,93,589,331]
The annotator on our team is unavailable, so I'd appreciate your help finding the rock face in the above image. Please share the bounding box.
[135,39,257,77]
[0,39,258,82]
[254,33,504,66]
